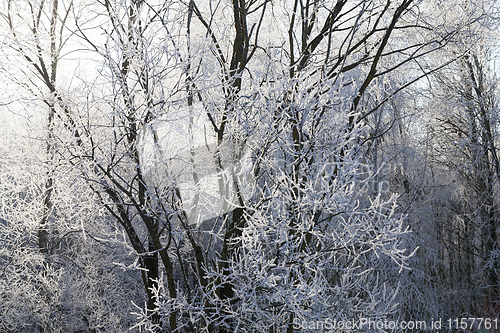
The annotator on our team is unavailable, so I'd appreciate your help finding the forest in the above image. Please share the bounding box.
[0,0,499,332]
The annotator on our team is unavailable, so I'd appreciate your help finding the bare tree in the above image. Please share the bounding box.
[426,44,500,316]
[1,0,144,331]
[1,0,498,331]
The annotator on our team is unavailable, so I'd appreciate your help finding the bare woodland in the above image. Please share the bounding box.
[0,0,499,332]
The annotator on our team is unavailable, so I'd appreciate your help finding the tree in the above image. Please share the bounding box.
[109,0,482,331]
[425,43,500,315]
[377,0,500,319]
[0,0,144,331]
[0,0,497,331]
